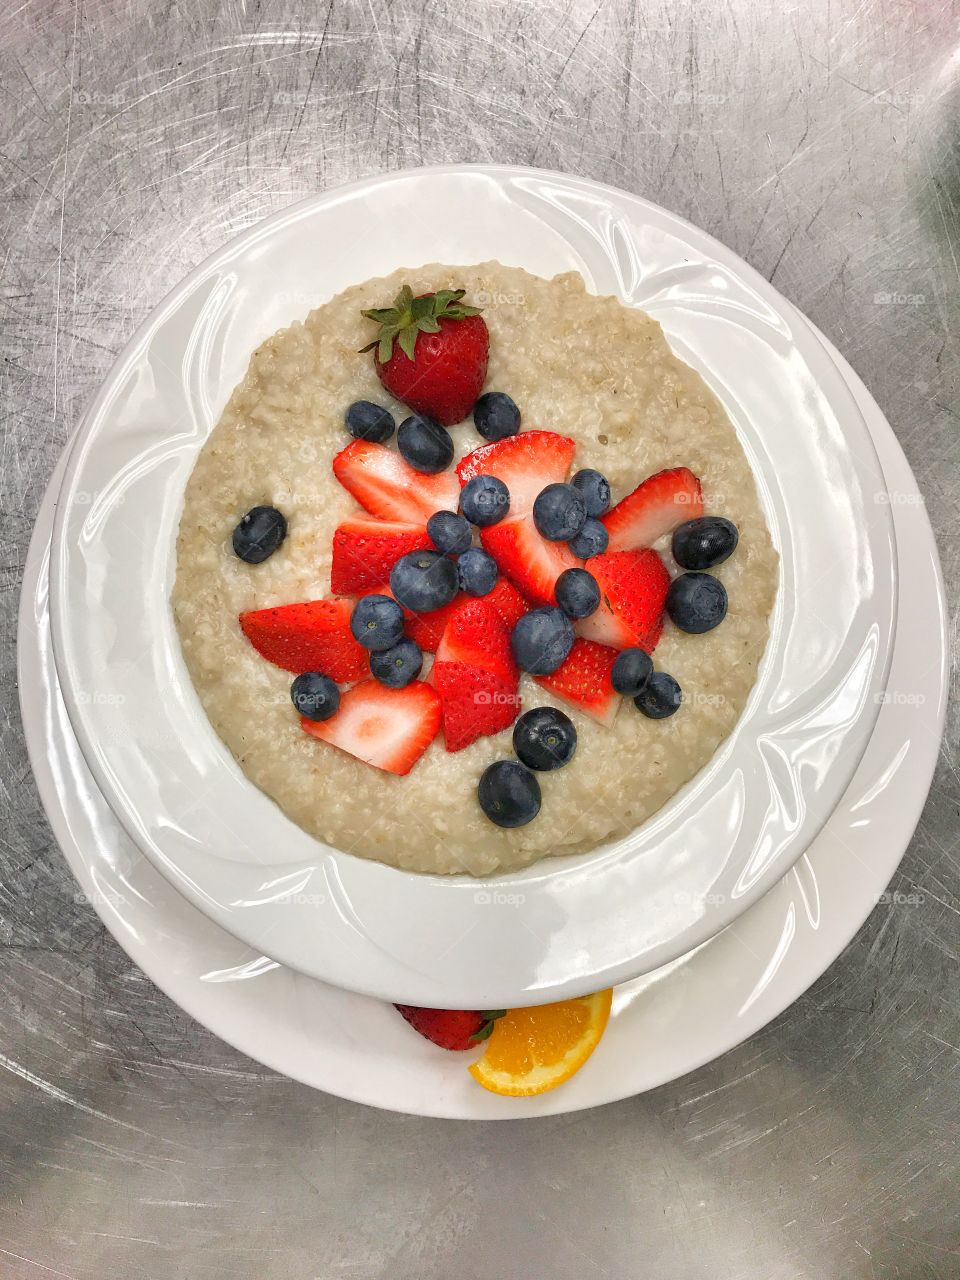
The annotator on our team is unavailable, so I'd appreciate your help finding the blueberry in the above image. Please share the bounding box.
[345,400,395,443]
[533,483,587,541]
[458,547,498,596]
[290,672,340,721]
[666,572,728,633]
[611,647,653,696]
[554,567,600,619]
[513,706,577,772]
[672,516,739,570]
[460,474,510,526]
[570,468,611,517]
[370,638,423,688]
[389,550,459,613]
[510,607,574,675]
[350,594,405,651]
[397,414,454,474]
[568,517,609,559]
[634,671,682,719]
[473,391,521,442]
[478,760,542,828]
[427,509,472,555]
[232,505,287,564]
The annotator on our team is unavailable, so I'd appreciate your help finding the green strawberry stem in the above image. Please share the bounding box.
[470,1009,507,1042]
[360,286,482,362]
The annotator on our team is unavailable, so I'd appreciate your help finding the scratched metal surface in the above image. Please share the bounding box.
[1,1,958,1277]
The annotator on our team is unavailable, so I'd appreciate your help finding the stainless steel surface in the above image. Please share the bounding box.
[1,1,957,1276]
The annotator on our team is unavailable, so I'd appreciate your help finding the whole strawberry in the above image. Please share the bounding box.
[394,1004,506,1051]
[361,286,489,426]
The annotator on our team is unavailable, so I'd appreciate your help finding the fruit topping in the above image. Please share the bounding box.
[426,509,472,555]
[397,413,454,474]
[533,482,587,542]
[510,607,575,675]
[232,505,287,564]
[394,1005,506,1051]
[370,637,424,688]
[433,598,520,750]
[611,647,653,697]
[554,567,600,620]
[486,577,530,632]
[330,518,431,597]
[634,671,682,719]
[576,549,670,651]
[435,597,516,684]
[666,572,728,633]
[332,438,459,523]
[477,759,541,828]
[570,468,611,517]
[602,467,703,552]
[350,594,405,651]
[457,547,498,597]
[456,430,576,518]
[345,400,395,443]
[534,638,620,726]
[290,672,340,722]
[239,599,368,680]
[513,706,577,771]
[460,474,510,526]
[361,286,488,426]
[480,515,582,605]
[389,549,459,613]
[301,679,441,775]
[402,595,464,652]
[473,391,521,441]
[569,517,609,559]
[672,516,739,570]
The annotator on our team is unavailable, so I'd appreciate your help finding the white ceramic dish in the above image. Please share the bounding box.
[48,167,898,1007]
[21,332,946,1117]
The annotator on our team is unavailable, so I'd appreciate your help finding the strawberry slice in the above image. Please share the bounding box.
[331,517,431,596]
[435,597,516,683]
[432,661,521,753]
[333,439,460,523]
[456,430,576,516]
[534,639,620,726]
[480,515,582,605]
[403,594,464,652]
[577,549,670,651]
[602,467,703,552]
[301,679,441,776]
[486,577,529,632]
[239,598,368,680]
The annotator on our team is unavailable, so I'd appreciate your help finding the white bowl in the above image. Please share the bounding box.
[49,166,897,1008]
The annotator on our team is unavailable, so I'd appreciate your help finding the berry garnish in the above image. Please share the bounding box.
[534,639,620,726]
[602,467,703,552]
[532,482,587,542]
[458,547,498,596]
[570,468,611,517]
[457,430,576,517]
[232,505,287,564]
[394,1005,506,1051]
[513,706,577,772]
[350,594,405,651]
[473,391,521,441]
[672,516,739,570]
[577,549,670,651]
[433,598,519,750]
[554,567,600,619]
[427,509,472,555]
[370,637,424,688]
[666,572,728,633]
[333,438,459,523]
[344,400,395,443]
[389,549,459,613]
[478,760,542,828]
[361,286,488,426]
[301,679,441,775]
[239,599,367,681]
[480,515,582,605]
[330,518,432,597]
[397,413,454,474]
[290,672,340,722]
[510,607,575,675]
[460,474,510,526]
[611,647,653,697]
[634,671,682,719]
[569,517,609,559]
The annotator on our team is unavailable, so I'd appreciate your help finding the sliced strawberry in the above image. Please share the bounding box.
[486,577,530,632]
[403,594,464,652]
[578,549,671,651]
[432,661,521,752]
[480,515,583,605]
[456,430,576,516]
[330,517,431,596]
[301,679,440,776]
[535,639,620,726]
[602,467,703,552]
[239,599,367,680]
[435,597,516,683]
[333,439,460,523]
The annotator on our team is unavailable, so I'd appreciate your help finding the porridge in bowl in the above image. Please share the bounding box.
[172,263,778,876]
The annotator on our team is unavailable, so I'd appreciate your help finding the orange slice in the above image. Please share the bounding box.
[468,989,612,1096]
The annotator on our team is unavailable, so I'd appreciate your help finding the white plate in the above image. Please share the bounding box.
[48,167,897,1007]
[21,331,945,1117]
